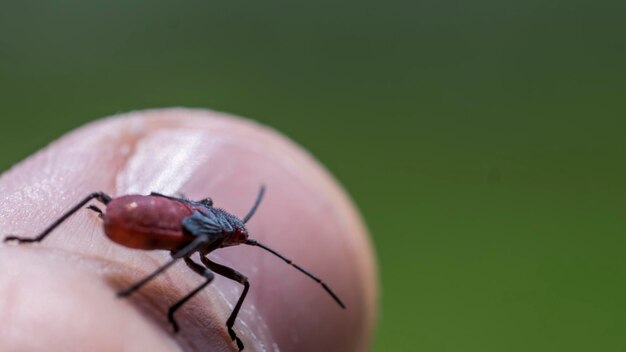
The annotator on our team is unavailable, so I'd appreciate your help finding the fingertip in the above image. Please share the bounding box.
[0,108,378,352]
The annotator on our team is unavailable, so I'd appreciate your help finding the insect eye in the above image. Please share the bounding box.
[200,197,213,207]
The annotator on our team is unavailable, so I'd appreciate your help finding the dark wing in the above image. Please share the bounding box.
[182,210,226,238]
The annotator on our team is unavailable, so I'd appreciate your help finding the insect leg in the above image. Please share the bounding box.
[117,236,210,297]
[201,256,248,351]
[4,192,112,244]
[86,205,104,219]
[150,192,189,202]
[167,256,214,332]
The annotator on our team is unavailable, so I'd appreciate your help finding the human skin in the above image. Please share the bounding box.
[0,108,378,352]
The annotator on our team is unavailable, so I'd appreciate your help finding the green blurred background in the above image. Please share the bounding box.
[1,1,625,351]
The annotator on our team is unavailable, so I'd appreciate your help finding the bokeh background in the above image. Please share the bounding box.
[1,1,625,351]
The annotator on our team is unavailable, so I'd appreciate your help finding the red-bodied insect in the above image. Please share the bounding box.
[4,186,345,351]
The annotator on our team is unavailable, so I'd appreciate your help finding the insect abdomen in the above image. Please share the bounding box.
[103,195,196,250]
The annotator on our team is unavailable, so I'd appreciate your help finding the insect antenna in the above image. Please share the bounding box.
[245,238,345,308]
[242,185,266,223]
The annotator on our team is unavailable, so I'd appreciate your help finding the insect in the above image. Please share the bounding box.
[4,186,345,351]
